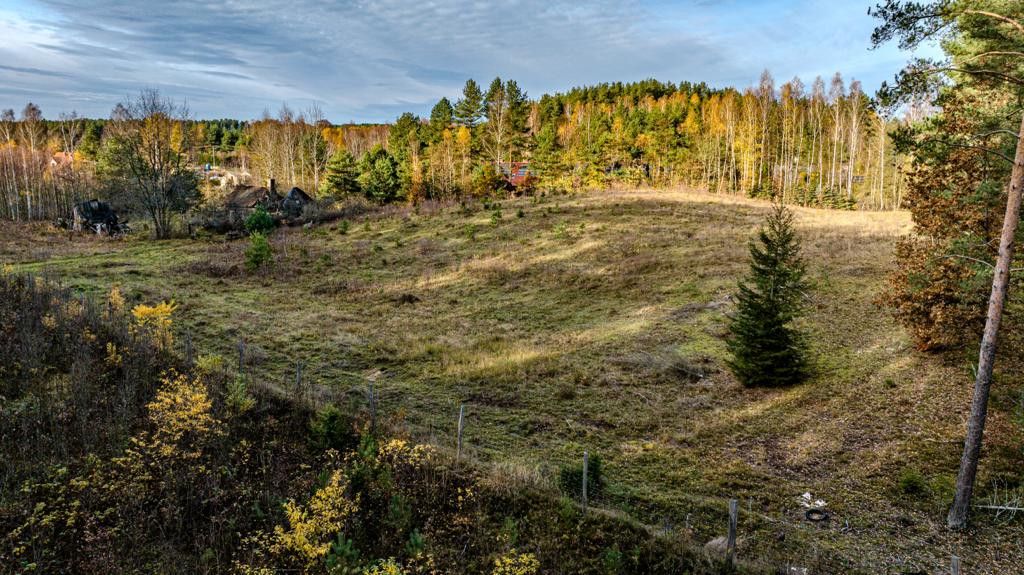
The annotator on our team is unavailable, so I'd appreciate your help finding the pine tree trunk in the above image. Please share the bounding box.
[947,111,1024,530]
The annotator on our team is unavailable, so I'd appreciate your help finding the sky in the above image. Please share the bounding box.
[0,0,942,123]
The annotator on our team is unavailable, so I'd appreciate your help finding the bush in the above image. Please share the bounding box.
[471,163,504,197]
[558,453,604,500]
[245,206,275,235]
[898,468,928,497]
[244,232,273,271]
[311,405,357,451]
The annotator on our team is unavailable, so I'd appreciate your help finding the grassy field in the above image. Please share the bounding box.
[4,188,1022,573]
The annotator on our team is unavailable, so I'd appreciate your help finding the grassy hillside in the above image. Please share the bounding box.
[4,188,1023,573]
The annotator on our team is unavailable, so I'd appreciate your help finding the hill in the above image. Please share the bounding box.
[4,188,1023,572]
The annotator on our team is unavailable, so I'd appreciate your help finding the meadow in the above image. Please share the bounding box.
[5,188,1023,572]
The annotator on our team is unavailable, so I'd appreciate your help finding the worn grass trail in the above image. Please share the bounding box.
[5,188,1022,573]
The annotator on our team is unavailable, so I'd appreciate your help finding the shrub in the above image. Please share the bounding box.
[311,405,357,451]
[471,163,504,197]
[245,206,276,235]
[898,468,927,497]
[558,453,604,500]
[726,203,809,387]
[492,550,540,575]
[245,232,273,271]
[131,300,177,349]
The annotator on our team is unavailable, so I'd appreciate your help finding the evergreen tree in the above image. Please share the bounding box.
[320,150,360,198]
[358,146,400,203]
[453,79,484,129]
[427,97,454,143]
[726,203,809,387]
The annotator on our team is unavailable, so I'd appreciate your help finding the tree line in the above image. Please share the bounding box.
[0,70,911,227]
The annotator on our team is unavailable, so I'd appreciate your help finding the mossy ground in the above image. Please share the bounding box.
[5,188,1022,573]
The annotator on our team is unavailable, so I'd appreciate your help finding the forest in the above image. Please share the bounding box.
[0,69,908,227]
[2,0,1024,574]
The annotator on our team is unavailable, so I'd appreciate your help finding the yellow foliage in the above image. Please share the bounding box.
[131,300,176,348]
[364,558,406,575]
[105,342,123,368]
[272,469,358,567]
[456,126,471,148]
[108,285,126,314]
[491,550,539,575]
[146,371,221,459]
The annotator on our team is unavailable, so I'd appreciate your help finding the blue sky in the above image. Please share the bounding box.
[0,0,941,122]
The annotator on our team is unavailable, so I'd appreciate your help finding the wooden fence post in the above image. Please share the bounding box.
[237,339,245,372]
[951,555,961,575]
[582,450,589,511]
[727,498,738,566]
[184,331,193,368]
[456,404,465,460]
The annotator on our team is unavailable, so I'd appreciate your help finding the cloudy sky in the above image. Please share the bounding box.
[0,0,939,122]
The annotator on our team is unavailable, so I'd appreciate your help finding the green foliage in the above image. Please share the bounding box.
[454,79,485,129]
[358,146,401,203]
[225,374,256,414]
[726,203,809,387]
[321,150,361,198]
[558,453,604,500]
[897,468,927,497]
[245,206,276,235]
[471,163,504,196]
[309,406,357,450]
[245,232,273,271]
[325,533,362,574]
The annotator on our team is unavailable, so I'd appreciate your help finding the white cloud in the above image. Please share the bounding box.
[0,0,939,121]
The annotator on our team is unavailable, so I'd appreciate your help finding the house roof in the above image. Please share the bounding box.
[225,185,281,208]
[284,187,312,203]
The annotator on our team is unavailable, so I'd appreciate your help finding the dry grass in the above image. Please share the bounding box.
[3,187,1022,573]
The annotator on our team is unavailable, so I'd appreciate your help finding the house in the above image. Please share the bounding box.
[497,161,534,188]
[224,179,283,212]
[281,186,312,216]
[49,151,74,170]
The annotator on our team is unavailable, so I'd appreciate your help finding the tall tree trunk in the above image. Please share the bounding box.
[947,111,1024,530]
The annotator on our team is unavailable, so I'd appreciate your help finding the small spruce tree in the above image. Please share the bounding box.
[726,203,809,387]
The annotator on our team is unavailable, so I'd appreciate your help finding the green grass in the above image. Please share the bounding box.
[4,187,1023,573]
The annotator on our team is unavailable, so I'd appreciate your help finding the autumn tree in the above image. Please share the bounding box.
[98,89,199,238]
[872,0,1024,530]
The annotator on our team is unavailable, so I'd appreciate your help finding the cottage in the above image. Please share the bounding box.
[281,186,312,216]
[224,181,282,212]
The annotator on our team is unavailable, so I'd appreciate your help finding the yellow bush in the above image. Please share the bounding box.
[146,370,221,459]
[492,550,539,575]
[272,469,358,568]
[131,300,177,349]
[108,285,126,314]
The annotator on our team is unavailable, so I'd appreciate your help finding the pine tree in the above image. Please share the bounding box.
[319,150,360,198]
[726,203,809,387]
[454,79,484,129]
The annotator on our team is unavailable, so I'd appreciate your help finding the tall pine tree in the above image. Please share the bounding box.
[726,203,809,387]
[454,79,485,129]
